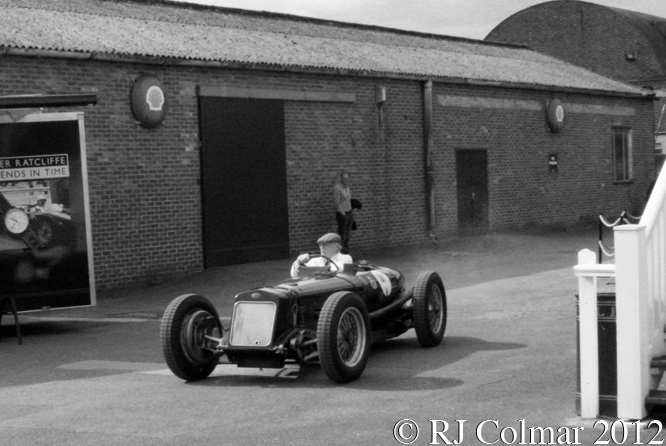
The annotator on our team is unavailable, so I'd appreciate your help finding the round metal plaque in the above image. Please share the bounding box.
[131,74,167,129]
[547,98,565,133]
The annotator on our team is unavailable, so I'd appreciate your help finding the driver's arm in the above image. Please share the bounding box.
[290,253,311,278]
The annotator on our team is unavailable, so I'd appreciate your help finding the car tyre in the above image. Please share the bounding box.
[161,294,222,382]
[35,218,54,247]
[413,271,447,347]
[317,291,371,383]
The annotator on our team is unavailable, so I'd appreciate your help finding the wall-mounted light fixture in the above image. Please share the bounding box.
[375,85,386,104]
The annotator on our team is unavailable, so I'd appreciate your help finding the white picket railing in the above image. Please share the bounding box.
[573,251,615,418]
[636,166,666,363]
[575,168,666,419]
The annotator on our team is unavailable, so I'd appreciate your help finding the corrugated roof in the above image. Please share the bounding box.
[0,0,650,97]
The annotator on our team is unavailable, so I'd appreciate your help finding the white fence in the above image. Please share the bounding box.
[575,169,666,419]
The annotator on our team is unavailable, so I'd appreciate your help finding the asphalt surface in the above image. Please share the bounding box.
[2,227,662,445]
[23,227,603,321]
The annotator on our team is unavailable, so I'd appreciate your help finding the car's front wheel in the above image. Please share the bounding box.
[412,271,447,347]
[160,294,222,381]
[317,291,371,383]
[35,218,54,247]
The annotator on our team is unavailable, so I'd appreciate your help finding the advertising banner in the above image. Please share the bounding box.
[0,113,95,310]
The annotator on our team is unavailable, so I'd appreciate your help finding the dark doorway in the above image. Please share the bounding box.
[199,97,289,266]
[456,150,489,235]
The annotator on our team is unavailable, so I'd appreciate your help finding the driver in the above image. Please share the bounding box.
[29,196,49,213]
[290,233,353,278]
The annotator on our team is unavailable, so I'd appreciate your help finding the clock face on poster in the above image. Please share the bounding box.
[547,99,565,133]
[131,74,168,129]
[4,208,29,234]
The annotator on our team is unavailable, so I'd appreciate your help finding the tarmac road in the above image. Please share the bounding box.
[1,228,663,445]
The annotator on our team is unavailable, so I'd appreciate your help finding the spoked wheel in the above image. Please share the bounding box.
[412,271,447,347]
[160,294,222,381]
[317,291,371,383]
[35,219,54,246]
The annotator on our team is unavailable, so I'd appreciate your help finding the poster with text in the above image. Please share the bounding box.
[0,113,95,310]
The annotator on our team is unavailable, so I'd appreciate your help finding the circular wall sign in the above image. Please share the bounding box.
[547,99,565,133]
[131,74,167,129]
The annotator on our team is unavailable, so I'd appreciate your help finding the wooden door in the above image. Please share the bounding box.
[456,150,489,234]
[199,97,289,266]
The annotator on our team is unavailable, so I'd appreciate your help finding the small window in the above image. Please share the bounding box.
[612,128,633,181]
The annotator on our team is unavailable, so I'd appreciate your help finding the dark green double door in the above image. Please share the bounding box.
[199,97,289,266]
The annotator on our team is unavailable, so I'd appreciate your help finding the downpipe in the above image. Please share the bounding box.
[423,79,436,239]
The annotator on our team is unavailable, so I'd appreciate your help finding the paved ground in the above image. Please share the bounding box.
[34,227,603,321]
[2,227,662,445]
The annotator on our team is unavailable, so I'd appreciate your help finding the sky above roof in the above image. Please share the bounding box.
[172,0,666,40]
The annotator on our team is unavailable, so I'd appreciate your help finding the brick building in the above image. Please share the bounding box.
[486,0,666,162]
[0,0,656,291]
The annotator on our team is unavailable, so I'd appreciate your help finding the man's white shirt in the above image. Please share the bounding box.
[290,252,353,278]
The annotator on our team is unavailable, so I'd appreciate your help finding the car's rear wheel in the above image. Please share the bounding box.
[412,271,447,347]
[161,294,222,381]
[317,291,370,383]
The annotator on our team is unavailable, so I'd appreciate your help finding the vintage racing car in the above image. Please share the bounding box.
[160,256,447,383]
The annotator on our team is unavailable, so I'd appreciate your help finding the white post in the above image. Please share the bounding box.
[576,249,600,418]
[614,225,650,420]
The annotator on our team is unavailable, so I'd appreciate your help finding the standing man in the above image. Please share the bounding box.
[334,171,353,254]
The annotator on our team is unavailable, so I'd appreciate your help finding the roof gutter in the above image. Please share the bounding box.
[0,94,97,108]
[0,46,655,100]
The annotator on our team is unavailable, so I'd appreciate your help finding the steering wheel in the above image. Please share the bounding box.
[304,254,339,271]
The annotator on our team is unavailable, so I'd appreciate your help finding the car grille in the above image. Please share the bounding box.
[229,301,277,347]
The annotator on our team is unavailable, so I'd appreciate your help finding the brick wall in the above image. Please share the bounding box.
[0,56,655,290]
[431,85,654,234]
[487,1,666,137]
